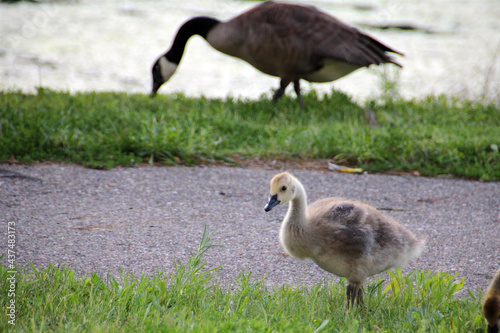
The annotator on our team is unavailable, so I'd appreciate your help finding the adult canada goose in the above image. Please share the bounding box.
[483,268,500,333]
[151,2,403,104]
[264,172,425,308]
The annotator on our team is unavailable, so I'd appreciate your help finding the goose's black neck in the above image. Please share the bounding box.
[166,16,220,64]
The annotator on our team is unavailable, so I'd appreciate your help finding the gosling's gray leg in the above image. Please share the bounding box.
[346,283,364,310]
[293,80,304,106]
[272,79,291,103]
[346,284,358,310]
[356,287,364,307]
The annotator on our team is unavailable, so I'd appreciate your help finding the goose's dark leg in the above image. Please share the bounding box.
[272,79,291,102]
[293,80,304,106]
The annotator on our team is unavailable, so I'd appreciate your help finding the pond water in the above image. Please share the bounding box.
[1,0,499,102]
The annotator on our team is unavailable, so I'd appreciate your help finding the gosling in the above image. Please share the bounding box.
[264,172,425,308]
[483,268,500,333]
[151,2,403,104]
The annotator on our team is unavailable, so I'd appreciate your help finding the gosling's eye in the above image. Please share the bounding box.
[281,185,287,191]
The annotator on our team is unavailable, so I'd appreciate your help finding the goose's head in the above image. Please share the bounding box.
[264,172,297,212]
[151,55,178,95]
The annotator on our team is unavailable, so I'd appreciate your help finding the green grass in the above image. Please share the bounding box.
[0,229,487,332]
[0,88,498,180]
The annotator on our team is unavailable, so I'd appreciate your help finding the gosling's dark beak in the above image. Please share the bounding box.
[264,194,280,212]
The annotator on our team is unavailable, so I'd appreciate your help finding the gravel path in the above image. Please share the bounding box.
[1,164,499,294]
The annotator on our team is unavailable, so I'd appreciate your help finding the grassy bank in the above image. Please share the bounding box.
[0,230,486,332]
[0,89,498,180]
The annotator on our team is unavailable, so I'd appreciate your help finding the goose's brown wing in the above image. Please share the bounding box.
[234,2,402,75]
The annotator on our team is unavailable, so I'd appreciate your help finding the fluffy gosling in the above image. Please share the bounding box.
[483,268,500,333]
[264,172,425,308]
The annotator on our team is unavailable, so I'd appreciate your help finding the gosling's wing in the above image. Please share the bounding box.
[307,199,376,257]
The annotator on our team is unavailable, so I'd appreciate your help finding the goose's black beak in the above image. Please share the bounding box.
[151,80,161,97]
[264,194,280,212]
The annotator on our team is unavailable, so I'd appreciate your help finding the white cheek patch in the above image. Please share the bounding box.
[159,56,178,82]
